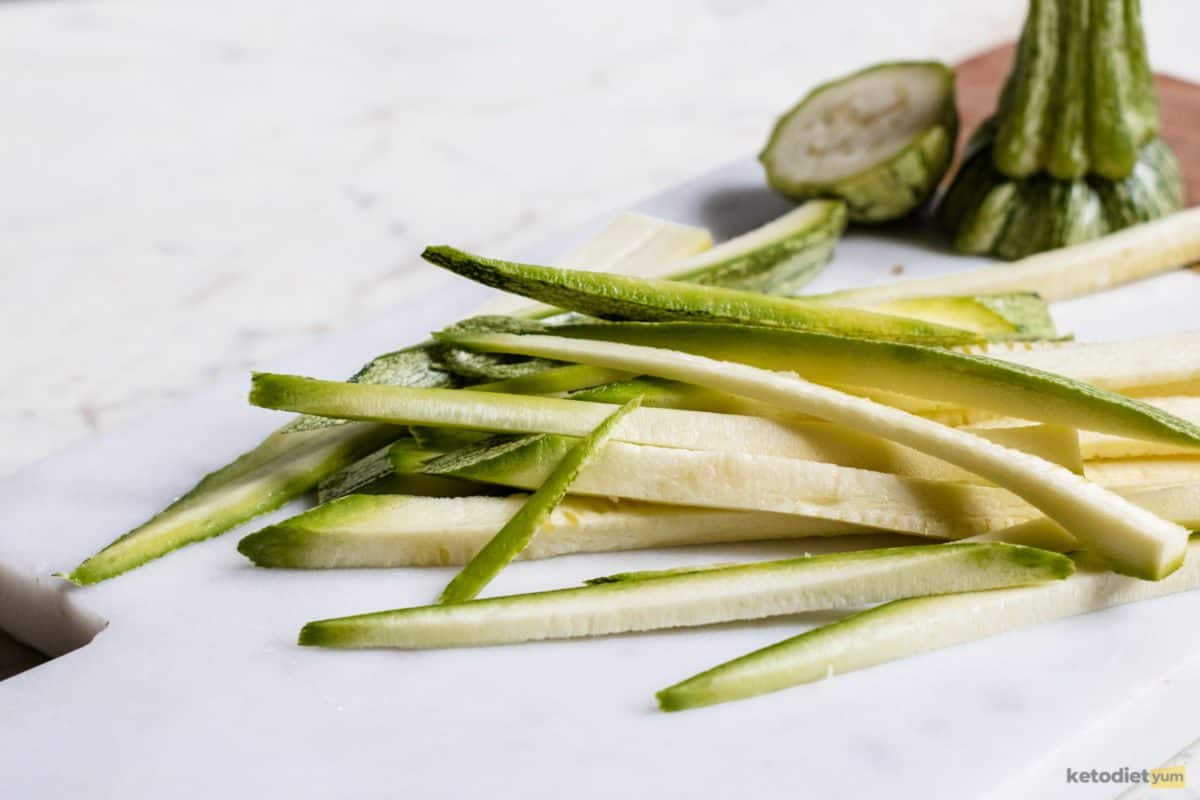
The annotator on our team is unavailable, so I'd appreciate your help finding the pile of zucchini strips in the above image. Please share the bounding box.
[62,0,1200,711]
[65,197,1200,711]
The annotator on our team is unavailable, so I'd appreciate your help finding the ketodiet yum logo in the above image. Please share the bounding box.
[1065,764,1186,789]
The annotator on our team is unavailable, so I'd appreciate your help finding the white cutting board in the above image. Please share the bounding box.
[3,159,1200,800]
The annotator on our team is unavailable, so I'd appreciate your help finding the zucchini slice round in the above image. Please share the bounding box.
[938,122,1184,261]
[760,61,958,222]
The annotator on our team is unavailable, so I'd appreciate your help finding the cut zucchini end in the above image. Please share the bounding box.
[54,570,87,587]
[298,620,346,648]
[237,525,313,568]
[761,61,957,221]
[1110,544,1188,583]
[656,683,717,713]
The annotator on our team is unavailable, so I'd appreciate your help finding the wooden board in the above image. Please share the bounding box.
[955,43,1200,205]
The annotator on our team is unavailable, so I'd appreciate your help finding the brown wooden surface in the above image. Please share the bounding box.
[954,43,1200,205]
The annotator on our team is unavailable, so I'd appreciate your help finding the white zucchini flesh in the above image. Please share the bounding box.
[968,482,1200,553]
[431,439,1041,538]
[443,332,1189,579]
[249,374,1077,483]
[815,206,1200,304]
[1085,457,1200,490]
[1081,397,1200,459]
[237,495,879,568]
[656,538,1200,711]
[764,65,951,185]
[977,331,1200,396]
[475,212,712,316]
[297,543,1073,649]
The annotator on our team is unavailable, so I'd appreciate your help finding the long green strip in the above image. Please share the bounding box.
[237,495,875,569]
[298,543,1071,649]
[543,322,1200,448]
[421,245,982,346]
[250,373,1078,482]
[439,399,639,603]
[656,538,1200,712]
[440,331,1190,579]
[65,423,399,585]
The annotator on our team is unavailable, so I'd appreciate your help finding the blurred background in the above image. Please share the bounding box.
[2,0,1196,478]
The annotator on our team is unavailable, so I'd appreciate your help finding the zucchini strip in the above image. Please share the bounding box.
[979,332,1200,397]
[441,332,1190,579]
[643,200,847,293]
[250,373,1077,483]
[65,423,399,585]
[439,399,638,603]
[849,293,1058,341]
[656,538,1200,712]
[1081,397,1200,459]
[1085,457,1200,490]
[421,246,982,345]
[475,212,713,317]
[969,482,1200,553]
[545,322,1200,448]
[812,206,1200,304]
[423,437,1040,537]
[297,543,1072,649]
[238,495,876,569]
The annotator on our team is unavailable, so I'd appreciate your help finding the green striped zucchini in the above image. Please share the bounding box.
[992,0,1160,180]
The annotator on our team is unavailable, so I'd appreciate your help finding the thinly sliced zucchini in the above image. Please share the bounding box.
[469,364,630,395]
[560,213,713,275]
[657,538,1200,712]
[442,332,1190,579]
[648,201,847,293]
[540,322,1200,449]
[991,0,1159,180]
[238,495,874,569]
[1081,397,1200,459]
[297,543,1072,649]
[569,376,782,416]
[850,293,1058,341]
[425,436,1040,537]
[812,206,1200,304]
[65,423,400,585]
[1085,456,1200,490]
[421,246,982,345]
[979,333,1200,398]
[969,482,1200,553]
[476,212,713,317]
[250,372,1077,483]
[440,399,638,603]
[316,445,397,502]
[760,62,957,221]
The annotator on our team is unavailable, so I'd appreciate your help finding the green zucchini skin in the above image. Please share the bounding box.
[993,0,1160,181]
[938,129,1183,261]
[760,61,958,222]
